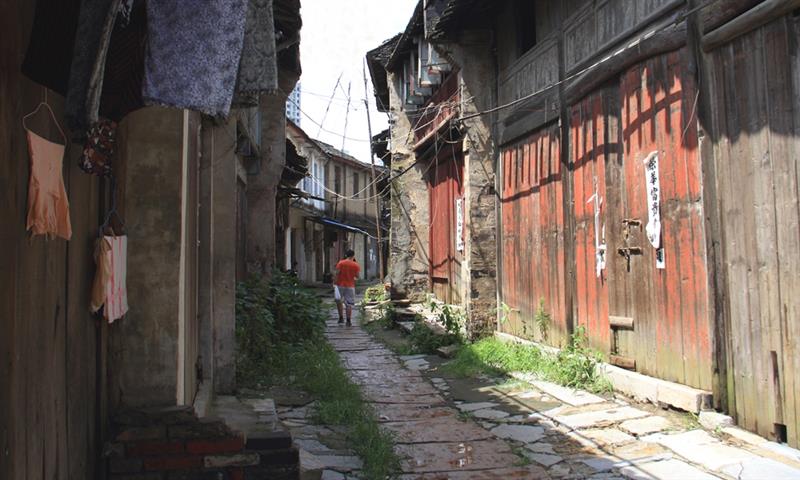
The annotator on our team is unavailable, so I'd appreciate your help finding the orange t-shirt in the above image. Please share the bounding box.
[335,259,361,288]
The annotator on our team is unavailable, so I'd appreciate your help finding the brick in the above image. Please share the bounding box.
[204,453,260,468]
[111,474,164,480]
[143,455,203,471]
[117,426,167,442]
[168,418,233,439]
[245,430,292,451]
[128,440,184,457]
[109,458,144,474]
[258,448,299,467]
[185,437,244,455]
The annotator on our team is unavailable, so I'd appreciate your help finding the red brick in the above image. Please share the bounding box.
[228,467,244,480]
[142,455,202,471]
[185,437,244,455]
[128,440,184,457]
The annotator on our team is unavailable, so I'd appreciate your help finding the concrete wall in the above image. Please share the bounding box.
[387,71,431,300]
[112,107,185,408]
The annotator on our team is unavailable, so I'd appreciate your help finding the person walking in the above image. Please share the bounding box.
[334,249,360,326]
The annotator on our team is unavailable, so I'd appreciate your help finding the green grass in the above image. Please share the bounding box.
[440,331,613,394]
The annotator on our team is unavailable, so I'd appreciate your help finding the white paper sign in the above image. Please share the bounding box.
[586,180,606,278]
[455,198,464,252]
[643,151,665,269]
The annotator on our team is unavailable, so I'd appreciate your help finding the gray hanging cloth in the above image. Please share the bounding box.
[232,0,279,108]
[64,0,122,132]
[142,0,248,118]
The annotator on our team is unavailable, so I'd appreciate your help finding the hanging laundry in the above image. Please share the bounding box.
[79,119,117,177]
[143,0,248,117]
[97,0,146,125]
[20,0,82,96]
[64,0,122,132]
[232,0,278,108]
[90,236,112,313]
[91,235,129,323]
[25,130,72,240]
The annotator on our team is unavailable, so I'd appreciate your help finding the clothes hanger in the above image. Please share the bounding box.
[100,176,126,237]
[22,88,67,146]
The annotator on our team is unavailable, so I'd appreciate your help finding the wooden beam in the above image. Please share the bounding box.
[610,355,637,370]
[564,8,688,105]
[610,315,634,329]
[702,0,800,51]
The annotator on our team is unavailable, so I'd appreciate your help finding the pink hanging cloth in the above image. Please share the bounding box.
[23,98,72,240]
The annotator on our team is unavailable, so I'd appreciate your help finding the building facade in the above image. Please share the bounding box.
[284,121,385,285]
[369,0,800,447]
[0,1,303,477]
[286,82,302,125]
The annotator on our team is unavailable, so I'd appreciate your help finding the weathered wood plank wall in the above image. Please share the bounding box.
[707,13,800,447]
[0,1,104,478]
[499,124,568,346]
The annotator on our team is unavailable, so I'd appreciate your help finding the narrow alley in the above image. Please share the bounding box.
[3,0,800,479]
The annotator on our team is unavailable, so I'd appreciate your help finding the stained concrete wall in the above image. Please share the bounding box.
[112,107,185,408]
[387,71,431,301]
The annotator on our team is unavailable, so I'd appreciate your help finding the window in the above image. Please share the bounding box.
[515,0,537,56]
[353,172,360,198]
[334,166,342,194]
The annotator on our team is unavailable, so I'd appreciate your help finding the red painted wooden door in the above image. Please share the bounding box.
[428,151,464,303]
[612,50,712,390]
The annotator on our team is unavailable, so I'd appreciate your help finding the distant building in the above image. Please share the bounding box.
[285,82,302,124]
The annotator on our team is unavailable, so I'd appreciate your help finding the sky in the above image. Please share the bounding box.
[296,0,418,164]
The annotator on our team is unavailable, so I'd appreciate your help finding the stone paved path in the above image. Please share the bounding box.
[282,304,800,479]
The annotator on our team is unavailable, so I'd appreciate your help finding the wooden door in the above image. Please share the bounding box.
[428,149,464,304]
[608,50,712,390]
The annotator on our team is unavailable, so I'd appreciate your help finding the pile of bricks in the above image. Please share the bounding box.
[106,406,298,480]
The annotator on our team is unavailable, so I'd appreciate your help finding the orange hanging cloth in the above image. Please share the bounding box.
[25,130,72,240]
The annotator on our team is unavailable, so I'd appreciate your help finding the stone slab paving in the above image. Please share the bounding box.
[278,304,800,479]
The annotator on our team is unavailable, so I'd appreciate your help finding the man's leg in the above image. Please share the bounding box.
[336,300,344,324]
[344,288,355,325]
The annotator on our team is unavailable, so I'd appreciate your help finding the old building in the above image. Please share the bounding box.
[367,4,498,337]
[0,0,303,478]
[284,120,385,285]
[371,0,800,448]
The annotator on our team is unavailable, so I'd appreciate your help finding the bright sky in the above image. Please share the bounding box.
[297,0,418,164]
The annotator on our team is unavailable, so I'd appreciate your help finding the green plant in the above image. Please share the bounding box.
[499,302,512,326]
[363,284,387,303]
[440,332,611,393]
[535,299,551,341]
[235,270,327,387]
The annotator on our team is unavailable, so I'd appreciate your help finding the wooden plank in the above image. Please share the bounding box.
[610,316,634,329]
[610,355,636,370]
[764,16,800,447]
[702,0,800,51]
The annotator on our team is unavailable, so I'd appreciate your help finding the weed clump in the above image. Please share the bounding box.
[441,326,611,393]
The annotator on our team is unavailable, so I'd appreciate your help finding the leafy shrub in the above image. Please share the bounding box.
[235,270,327,386]
[363,284,387,303]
